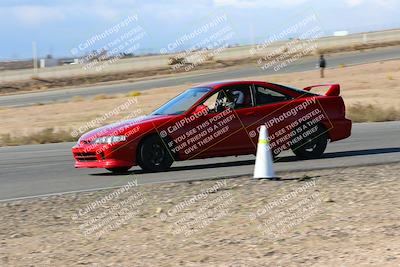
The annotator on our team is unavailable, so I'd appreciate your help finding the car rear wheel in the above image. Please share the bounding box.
[292,123,328,159]
[137,135,174,172]
[106,167,131,174]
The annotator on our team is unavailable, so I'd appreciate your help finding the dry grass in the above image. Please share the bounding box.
[347,103,400,122]
[71,95,84,102]
[126,91,142,97]
[92,94,117,100]
[316,40,400,55]
[0,128,78,146]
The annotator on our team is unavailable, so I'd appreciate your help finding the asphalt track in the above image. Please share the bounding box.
[0,121,399,201]
[1,46,400,107]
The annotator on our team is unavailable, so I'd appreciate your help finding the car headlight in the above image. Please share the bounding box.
[91,135,127,144]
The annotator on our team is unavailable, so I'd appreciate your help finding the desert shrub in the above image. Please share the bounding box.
[71,95,84,102]
[0,128,78,146]
[126,91,141,97]
[92,94,117,100]
[347,103,400,122]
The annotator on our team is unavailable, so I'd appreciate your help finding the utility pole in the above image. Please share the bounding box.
[32,41,38,76]
[250,23,255,48]
[362,33,368,44]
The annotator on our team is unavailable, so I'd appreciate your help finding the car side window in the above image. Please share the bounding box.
[202,90,232,113]
[202,85,253,113]
[203,92,219,112]
[255,85,292,106]
[230,85,253,109]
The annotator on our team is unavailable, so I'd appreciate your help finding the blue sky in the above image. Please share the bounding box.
[0,0,399,59]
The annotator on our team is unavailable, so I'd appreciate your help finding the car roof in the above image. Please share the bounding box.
[192,80,315,97]
[193,80,263,89]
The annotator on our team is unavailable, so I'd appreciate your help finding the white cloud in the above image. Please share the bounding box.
[1,3,122,27]
[346,0,364,7]
[345,0,398,7]
[91,6,120,20]
[10,5,65,26]
[213,0,310,8]
[374,0,397,7]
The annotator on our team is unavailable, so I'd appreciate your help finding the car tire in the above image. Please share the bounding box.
[292,123,328,159]
[106,167,131,174]
[137,134,174,172]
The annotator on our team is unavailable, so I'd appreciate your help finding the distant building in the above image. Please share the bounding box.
[333,31,349,37]
[39,55,60,68]
[39,58,59,68]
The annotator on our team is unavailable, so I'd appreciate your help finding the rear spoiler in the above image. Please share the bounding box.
[303,84,340,96]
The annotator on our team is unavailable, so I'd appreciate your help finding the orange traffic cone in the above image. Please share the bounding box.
[253,125,277,179]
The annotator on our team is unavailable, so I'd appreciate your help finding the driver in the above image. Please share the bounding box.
[232,90,244,106]
[222,90,236,110]
[215,89,244,111]
[225,89,244,109]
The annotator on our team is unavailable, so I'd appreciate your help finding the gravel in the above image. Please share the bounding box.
[1,163,400,266]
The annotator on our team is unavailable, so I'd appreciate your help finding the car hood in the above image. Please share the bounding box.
[79,114,171,142]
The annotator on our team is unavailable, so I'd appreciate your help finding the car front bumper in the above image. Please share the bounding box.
[72,143,136,169]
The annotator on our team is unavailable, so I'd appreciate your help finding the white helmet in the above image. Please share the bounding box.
[232,90,244,104]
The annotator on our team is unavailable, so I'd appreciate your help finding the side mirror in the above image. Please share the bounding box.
[191,105,209,116]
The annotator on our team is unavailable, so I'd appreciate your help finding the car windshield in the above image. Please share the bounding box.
[152,87,211,115]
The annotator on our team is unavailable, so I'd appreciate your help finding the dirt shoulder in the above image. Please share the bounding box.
[1,163,399,266]
[1,42,400,95]
[1,59,400,143]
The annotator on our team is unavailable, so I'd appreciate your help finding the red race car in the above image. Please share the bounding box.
[72,81,351,173]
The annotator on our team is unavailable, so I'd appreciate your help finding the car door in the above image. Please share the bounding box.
[181,85,254,159]
[224,83,259,154]
[244,82,296,155]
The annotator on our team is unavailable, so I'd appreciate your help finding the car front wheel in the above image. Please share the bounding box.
[137,135,174,172]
